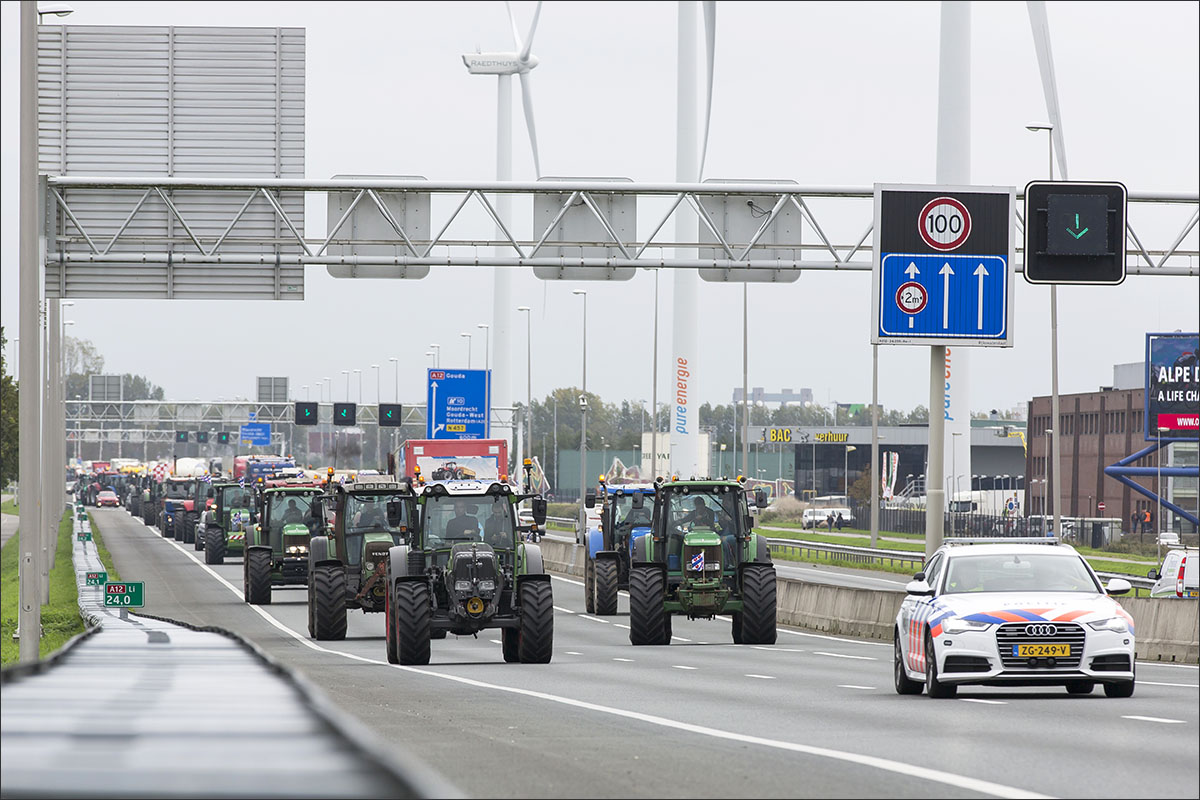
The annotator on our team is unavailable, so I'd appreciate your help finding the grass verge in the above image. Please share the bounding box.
[1,499,18,516]
[1,510,85,667]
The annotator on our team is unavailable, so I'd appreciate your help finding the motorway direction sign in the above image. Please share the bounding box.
[77,531,93,543]
[86,571,107,586]
[426,369,491,440]
[104,582,145,608]
[1024,181,1127,285]
[333,403,357,426]
[379,403,403,427]
[872,184,1015,347]
[295,401,318,426]
[239,422,271,446]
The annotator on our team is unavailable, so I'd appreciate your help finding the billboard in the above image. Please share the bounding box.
[1145,332,1199,441]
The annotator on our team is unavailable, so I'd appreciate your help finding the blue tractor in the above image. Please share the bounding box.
[582,479,657,615]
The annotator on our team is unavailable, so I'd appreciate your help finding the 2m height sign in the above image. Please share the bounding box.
[871,184,1015,347]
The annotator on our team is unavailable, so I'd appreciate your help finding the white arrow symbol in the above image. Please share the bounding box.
[905,262,920,279]
[431,381,444,436]
[974,262,989,330]
[939,262,954,329]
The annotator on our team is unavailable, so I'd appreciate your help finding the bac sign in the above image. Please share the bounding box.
[104,582,145,608]
[872,183,1015,348]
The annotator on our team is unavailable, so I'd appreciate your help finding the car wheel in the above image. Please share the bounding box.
[924,630,956,698]
[894,631,923,695]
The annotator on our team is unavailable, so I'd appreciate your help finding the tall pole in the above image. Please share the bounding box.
[575,290,588,528]
[517,307,532,465]
[18,0,43,663]
[492,73,515,461]
[1047,134,1063,541]
[742,282,749,481]
[650,269,660,480]
[870,344,880,547]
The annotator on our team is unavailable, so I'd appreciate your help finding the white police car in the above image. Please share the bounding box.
[894,538,1136,698]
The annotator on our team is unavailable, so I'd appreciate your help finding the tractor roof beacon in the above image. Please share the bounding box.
[383,461,553,665]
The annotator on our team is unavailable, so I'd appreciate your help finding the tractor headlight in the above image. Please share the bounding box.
[454,580,473,593]
[477,579,495,593]
[286,545,308,555]
[941,617,993,634]
[364,560,374,570]
[1087,616,1129,633]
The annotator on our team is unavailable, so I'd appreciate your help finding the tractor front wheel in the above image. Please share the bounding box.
[244,548,272,605]
[394,582,432,665]
[739,565,777,645]
[584,558,596,614]
[310,565,348,641]
[518,580,554,663]
[205,528,226,565]
[629,567,669,646]
[594,558,619,616]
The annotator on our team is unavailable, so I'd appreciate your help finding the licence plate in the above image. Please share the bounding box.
[1014,643,1070,658]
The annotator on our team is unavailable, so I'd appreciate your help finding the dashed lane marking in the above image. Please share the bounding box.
[672,665,698,670]
[814,651,878,661]
[746,674,776,680]
[959,698,1007,705]
[613,658,635,662]
[1122,715,1186,724]
[838,685,875,690]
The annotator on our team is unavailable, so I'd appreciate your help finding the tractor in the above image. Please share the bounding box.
[141,478,163,527]
[178,477,220,545]
[582,478,656,615]
[307,474,419,641]
[627,477,777,646]
[159,476,199,540]
[200,480,254,563]
[382,474,553,665]
[242,478,326,605]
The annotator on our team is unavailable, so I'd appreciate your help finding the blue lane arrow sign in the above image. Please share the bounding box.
[878,253,1008,341]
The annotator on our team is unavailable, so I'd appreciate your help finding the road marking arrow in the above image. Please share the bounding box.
[939,262,954,329]
[974,262,989,330]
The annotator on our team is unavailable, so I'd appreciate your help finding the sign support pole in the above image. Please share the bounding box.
[870,345,880,548]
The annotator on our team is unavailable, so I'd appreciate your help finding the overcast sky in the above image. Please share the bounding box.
[2,1,1197,417]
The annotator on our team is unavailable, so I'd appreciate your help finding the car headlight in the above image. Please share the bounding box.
[454,580,473,592]
[1087,616,1129,633]
[941,617,993,634]
[477,579,495,593]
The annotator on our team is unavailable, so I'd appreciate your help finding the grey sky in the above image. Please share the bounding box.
[2,1,1197,415]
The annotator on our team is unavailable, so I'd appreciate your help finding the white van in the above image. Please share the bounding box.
[1148,547,1199,599]
[802,507,854,529]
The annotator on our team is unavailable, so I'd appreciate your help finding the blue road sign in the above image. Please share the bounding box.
[877,253,1009,341]
[239,422,271,446]
[426,369,491,440]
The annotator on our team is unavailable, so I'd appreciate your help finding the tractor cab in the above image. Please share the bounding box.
[200,481,253,563]
[160,476,200,539]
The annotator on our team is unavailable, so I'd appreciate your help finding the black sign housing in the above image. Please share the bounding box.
[333,402,357,426]
[379,403,403,427]
[175,431,189,443]
[1024,181,1127,284]
[294,401,318,426]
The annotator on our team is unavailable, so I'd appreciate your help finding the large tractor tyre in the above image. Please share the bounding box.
[584,558,596,614]
[385,587,400,664]
[394,582,432,666]
[924,631,957,699]
[310,565,348,641]
[180,518,195,545]
[732,612,744,645]
[594,558,620,616]
[628,567,669,646]
[502,628,520,663]
[205,528,226,565]
[159,512,171,538]
[517,580,554,664]
[739,565,777,645]
[244,549,273,606]
[894,632,924,695]
[193,522,205,551]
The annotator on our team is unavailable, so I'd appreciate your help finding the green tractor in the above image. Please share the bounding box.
[628,478,777,646]
[383,478,553,665]
[242,479,326,605]
[307,475,419,641]
[201,481,254,564]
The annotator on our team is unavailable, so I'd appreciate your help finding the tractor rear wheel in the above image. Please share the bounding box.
[205,528,226,565]
[502,628,519,662]
[394,582,431,665]
[739,565,777,645]
[594,558,619,616]
[180,517,195,544]
[160,512,172,539]
[310,565,348,641]
[385,585,399,664]
[629,566,669,646]
[584,558,596,614]
[193,522,205,551]
[517,580,554,663]
[245,549,272,605]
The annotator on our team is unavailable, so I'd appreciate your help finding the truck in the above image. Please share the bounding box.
[307,474,421,641]
[582,478,656,615]
[627,477,777,646]
[243,477,326,605]
[383,469,553,665]
[201,480,255,563]
[234,455,296,482]
[394,439,508,485]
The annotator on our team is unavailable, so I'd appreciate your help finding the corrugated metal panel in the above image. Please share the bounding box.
[39,26,305,300]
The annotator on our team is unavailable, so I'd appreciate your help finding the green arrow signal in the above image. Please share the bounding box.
[340,409,347,417]
[1066,212,1089,240]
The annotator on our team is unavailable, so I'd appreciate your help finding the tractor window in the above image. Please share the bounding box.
[164,482,192,500]
[345,493,408,535]
[423,495,514,549]
[612,494,653,530]
[221,486,250,510]
[269,493,316,535]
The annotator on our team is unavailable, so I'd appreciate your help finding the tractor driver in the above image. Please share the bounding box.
[444,499,480,541]
[280,498,305,526]
[677,496,716,531]
[483,500,511,548]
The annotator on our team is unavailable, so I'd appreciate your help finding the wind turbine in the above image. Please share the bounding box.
[461,1,544,467]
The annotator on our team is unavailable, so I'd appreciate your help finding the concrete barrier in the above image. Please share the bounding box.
[537,537,1198,663]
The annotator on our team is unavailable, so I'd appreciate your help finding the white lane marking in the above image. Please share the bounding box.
[139,522,1049,800]
[671,636,693,643]
[613,657,635,662]
[1136,661,1199,671]
[565,651,583,656]
[753,646,805,653]
[838,685,875,690]
[550,575,584,587]
[613,623,631,630]
[714,615,891,649]
[746,674,776,680]
[1122,715,1186,724]
[490,639,502,645]
[960,698,1007,705]
[576,614,610,624]
[814,651,878,661]
[672,665,698,671]
[553,606,577,614]
[1139,681,1199,688]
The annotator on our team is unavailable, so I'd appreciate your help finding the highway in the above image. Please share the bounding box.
[92,508,1199,799]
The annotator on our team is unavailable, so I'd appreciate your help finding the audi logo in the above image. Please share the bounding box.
[1025,624,1058,637]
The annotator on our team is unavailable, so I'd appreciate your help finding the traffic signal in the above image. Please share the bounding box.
[379,403,402,427]
[1024,181,1127,285]
[196,431,209,444]
[217,431,232,444]
[333,402,357,426]
[175,431,189,443]
[295,401,318,426]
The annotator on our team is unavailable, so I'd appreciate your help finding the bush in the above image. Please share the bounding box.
[759,495,805,525]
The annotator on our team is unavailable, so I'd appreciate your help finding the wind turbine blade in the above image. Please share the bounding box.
[520,1,543,63]
[1026,1,1069,179]
[519,71,542,178]
[505,1,524,50]
[697,0,716,180]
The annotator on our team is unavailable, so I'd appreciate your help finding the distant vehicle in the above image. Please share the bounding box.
[1148,547,1199,599]
[96,490,119,508]
[802,507,853,529]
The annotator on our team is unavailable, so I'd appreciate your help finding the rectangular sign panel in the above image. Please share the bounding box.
[426,369,491,440]
[872,184,1015,347]
[77,531,93,542]
[86,571,108,586]
[1146,332,1199,441]
[239,422,272,447]
[104,582,145,608]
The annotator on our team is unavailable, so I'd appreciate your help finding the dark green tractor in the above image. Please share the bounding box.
[201,481,254,564]
[307,475,418,641]
[628,478,777,646]
[383,479,553,665]
[242,480,325,605]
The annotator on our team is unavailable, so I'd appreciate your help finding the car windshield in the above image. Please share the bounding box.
[943,553,1101,594]
[423,494,513,549]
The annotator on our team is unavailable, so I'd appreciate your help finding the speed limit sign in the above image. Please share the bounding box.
[919,197,971,251]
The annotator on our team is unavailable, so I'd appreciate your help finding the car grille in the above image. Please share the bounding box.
[944,655,992,673]
[1090,654,1131,672]
[682,544,722,575]
[996,621,1085,669]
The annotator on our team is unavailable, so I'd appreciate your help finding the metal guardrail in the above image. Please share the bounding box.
[766,537,925,571]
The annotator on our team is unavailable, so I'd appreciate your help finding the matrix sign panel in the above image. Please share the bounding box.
[333,403,357,426]
[294,402,318,426]
[1024,181,1127,284]
[872,184,1015,347]
[1146,332,1199,441]
[379,404,403,428]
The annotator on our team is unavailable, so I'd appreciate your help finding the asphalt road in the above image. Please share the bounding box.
[91,508,1199,799]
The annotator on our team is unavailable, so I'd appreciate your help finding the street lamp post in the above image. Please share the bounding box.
[389,357,399,403]
[719,442,726,476]
[460,332,472,369]
[341,370,350,401]
[354,369,362,403]
[844,445,856,496]
[302,384,309,400]
[1157,426,1170,552]
[429,344,440,368]
[477,324,490,372]
[517,306,532,465]
[573,289,588,531]
[371,364,380,404]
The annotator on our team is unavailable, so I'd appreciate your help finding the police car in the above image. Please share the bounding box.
[894,538,1136,698]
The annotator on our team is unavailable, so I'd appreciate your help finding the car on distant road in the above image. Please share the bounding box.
[96,490,120,508]
[895,538,1136,698]
[1148,547,1199,599]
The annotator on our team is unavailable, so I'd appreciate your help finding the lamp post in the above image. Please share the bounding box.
[517,306,532,465]
[341,370,350,402]
[388,357,399,402]
[477,323,490,372]
[302,384,309,400]
[719,442,727,476]
[354,369,362,404]
[429,344,440,368]
[371,364,380,404]
[459,332,472,368]
[573,289,588,529]
[1157,426,1170,551]
[844,445,856,495]
[323,377,332,404]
